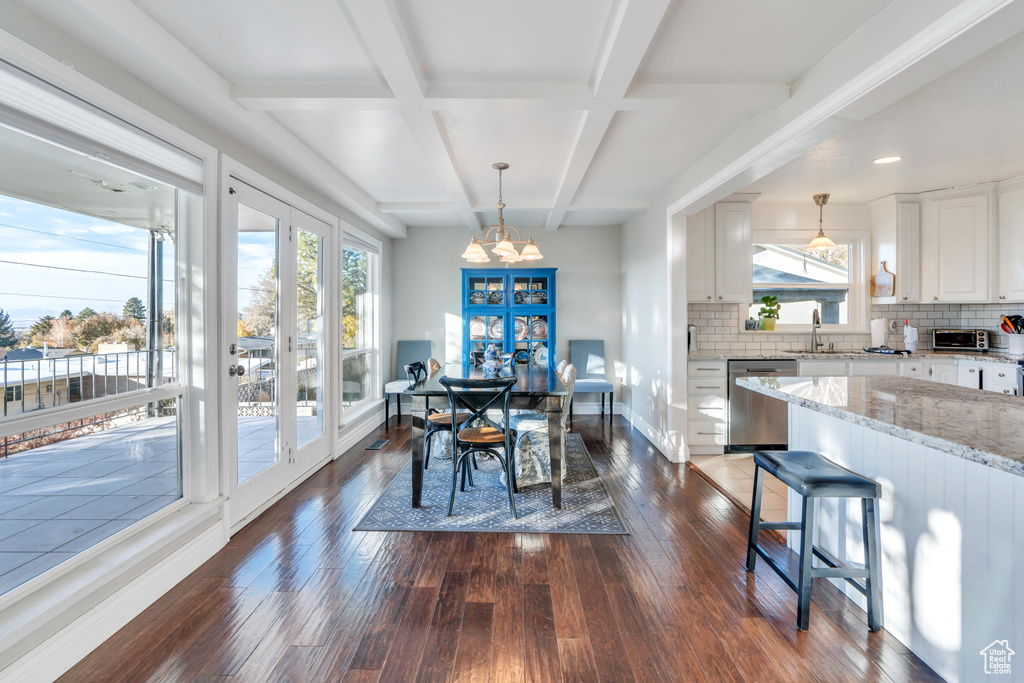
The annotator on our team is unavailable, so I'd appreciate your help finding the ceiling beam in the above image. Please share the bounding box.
[230,83,791,112]
[340,0,479,231]
[19,0,407,238]
[663,0,1024,217]
[377,199,651,213]
[545,0,673,230]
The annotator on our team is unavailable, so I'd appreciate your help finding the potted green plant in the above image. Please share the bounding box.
[758,295,780,330]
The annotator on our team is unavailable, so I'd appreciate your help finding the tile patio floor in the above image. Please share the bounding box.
[0,414,322,596]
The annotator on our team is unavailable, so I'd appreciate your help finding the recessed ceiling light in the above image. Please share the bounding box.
[873,156,902,164]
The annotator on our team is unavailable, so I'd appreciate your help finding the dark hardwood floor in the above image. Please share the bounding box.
[59,416,940,682]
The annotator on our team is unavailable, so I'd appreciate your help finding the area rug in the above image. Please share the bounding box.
[353,433,628,534]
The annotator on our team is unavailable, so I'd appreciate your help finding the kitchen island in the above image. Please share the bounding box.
[738,375,1024,683]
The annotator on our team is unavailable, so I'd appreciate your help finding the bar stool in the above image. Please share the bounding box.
[746,450,883,631]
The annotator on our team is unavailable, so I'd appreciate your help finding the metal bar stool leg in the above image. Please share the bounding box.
[797,496,817,630]
[863,497,883,631]
[746,465,766,571]
[385,394,390,423]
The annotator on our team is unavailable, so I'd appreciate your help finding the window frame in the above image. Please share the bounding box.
[746,230,870,334]
[0,38,218,618]
[339,226,382,424]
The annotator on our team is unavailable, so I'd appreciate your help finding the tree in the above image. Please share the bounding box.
[75,307,98,322]
[77,312,121,350]
[44,316,78,348]
[241,262,276,337]
[25,315,54,346]
[123,297,147,321]
[0,308,16,349]
[113,317,146,349]
[296,231,321,338]
[59,309,73,319]
[342,246,368,349]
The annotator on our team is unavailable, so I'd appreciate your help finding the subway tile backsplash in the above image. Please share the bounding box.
[688,302,1024,353]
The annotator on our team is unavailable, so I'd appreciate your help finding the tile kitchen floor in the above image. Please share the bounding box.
[690,453,790,527]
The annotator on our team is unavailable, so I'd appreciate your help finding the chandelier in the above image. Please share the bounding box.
[460,162,543,264]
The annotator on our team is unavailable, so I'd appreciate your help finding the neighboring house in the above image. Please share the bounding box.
[1,349,177,417]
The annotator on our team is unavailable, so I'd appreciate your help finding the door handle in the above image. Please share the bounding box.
[228,364,246,377]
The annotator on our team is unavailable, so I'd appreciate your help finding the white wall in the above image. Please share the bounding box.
[621,207,673,456]
[390,225,622,403]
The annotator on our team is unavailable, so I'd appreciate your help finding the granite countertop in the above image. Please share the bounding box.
[689,350,1023,364]
[738,375,1024,476]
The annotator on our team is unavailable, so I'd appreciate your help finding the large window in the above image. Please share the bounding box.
[0,61,200,596]
[341,233,379,414]
[747,232,868,331]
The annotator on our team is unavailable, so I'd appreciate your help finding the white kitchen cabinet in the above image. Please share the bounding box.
[981,363,1017,395]
[686,208,716,303]
[928,361,958,385]
[997,178,1024,302]
[687,360,728,455]
[848,361,899,377]
[921,188,995,303]
[956,361,984,389]
[869,195,920,303]
[797,360,847,377]
[900,360,924,378]
[714,201,753,303]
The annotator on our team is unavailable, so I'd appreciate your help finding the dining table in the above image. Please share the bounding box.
[404,362,569,509]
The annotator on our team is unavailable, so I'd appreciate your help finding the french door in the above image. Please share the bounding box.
[223,180,332,526]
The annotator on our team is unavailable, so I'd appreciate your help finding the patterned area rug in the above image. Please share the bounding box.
[353,434,628,534]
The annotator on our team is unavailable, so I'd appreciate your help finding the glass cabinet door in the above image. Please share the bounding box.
[512,313,550,367]
[511,275,550,306]
[467,314,506,365]
[467,275,506,307]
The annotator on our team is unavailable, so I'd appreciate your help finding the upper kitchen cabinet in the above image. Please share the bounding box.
[868,194,920,304]
[714,201,754,303]
[686,208,716,302]
[920,186,996,303]
[997,177,1024,302]
[686,197,755,304]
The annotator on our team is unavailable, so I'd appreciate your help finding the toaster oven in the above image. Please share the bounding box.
[932,329,989,351]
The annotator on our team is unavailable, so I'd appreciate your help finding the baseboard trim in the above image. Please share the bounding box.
[0,512,225,682]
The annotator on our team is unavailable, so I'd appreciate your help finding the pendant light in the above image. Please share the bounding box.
[807,193,837,250]
[460,163,543,264]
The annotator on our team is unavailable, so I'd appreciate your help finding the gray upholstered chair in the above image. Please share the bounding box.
[383,340,432,423]
[569,340,614,421]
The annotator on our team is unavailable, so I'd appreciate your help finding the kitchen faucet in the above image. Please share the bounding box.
[811,309,823,353]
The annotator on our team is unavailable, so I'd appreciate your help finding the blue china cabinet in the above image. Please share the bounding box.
[461,267,557,368]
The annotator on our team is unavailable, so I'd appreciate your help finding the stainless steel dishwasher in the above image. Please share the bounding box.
[727,359,797,450]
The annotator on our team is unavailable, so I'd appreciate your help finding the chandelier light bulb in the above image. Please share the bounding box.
[519,237,543,260]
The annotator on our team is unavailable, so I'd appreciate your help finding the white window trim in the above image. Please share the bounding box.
[745,230,871,334]
[0,31,223,675]
[340,224,382,423]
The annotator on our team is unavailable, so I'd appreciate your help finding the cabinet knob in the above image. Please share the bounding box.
[911,367,917,371]
[1005,389,1012,394]
[718,296,723,300]
[969,368,976,373]
[932,297,938,301]
[707,296,712,300]
[999,372,1006,377]
[999,295,1006,299]
[902,296,908,301]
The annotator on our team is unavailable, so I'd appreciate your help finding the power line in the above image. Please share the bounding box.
[0,221,150,253]
[0,259,174,284]
[0,259,144,280]
[0,291,130,303]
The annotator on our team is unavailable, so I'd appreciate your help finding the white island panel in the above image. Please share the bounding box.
[788,404,1021,682]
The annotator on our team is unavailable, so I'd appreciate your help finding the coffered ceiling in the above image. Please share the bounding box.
[12,0,1024,237]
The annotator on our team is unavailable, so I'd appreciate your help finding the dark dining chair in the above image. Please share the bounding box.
[439,375,518,519]
[383,340,432,423]
[569,339,614,421]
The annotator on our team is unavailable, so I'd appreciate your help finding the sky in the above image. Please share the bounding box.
[0,193,174,332]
